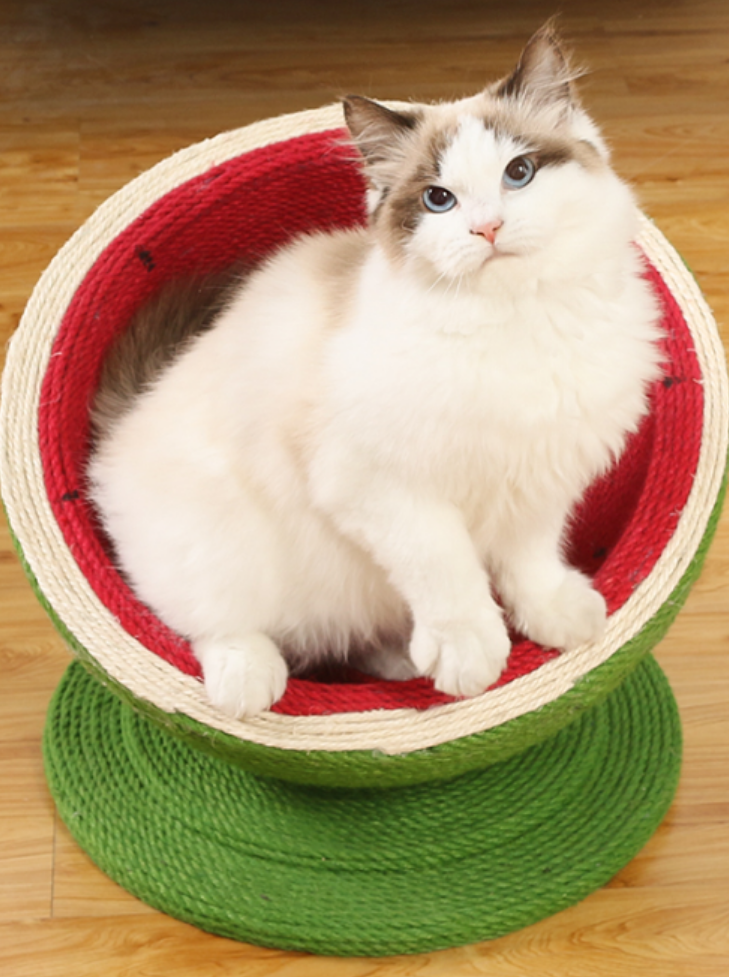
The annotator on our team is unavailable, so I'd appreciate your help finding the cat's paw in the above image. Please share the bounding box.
[520,571,607,651]
[409,612,511,698]
[194,633,289,718]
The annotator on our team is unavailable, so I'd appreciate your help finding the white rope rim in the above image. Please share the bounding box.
[1,104,727,756]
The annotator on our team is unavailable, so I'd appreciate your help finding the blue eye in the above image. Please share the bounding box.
[503,156,536,189]
[423,186,457,213]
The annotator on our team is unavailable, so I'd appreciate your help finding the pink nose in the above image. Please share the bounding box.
[471,220,503,244]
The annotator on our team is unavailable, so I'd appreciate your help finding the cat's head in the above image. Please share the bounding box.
[344,24,635,284]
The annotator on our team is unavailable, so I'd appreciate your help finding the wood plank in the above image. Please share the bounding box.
[51,816,157,920]
[3,889,729,977]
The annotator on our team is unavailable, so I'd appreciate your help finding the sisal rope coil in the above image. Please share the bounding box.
[44,653,682,956]
[1,104,727,787]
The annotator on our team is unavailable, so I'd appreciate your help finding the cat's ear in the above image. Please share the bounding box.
[496,23,575,107]
[343,96,421,168]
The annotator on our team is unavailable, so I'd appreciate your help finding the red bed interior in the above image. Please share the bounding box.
[38,129,702,716]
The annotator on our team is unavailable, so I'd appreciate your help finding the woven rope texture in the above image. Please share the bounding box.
[34,133,704,712]
[44,654,682,956]
[1,105,726,768]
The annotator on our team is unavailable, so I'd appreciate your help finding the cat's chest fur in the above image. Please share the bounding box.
[315,246,638,509]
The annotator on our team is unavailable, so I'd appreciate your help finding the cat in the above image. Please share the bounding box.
[88,24,663,719]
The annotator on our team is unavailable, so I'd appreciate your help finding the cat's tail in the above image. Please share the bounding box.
[91,268,243,440]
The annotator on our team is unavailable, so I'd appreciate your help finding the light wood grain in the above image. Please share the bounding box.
[1,0,728,973]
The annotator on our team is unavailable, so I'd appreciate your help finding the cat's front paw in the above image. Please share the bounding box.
[194,633,288,718]
[409,612,511,698]
[520,571,607,651]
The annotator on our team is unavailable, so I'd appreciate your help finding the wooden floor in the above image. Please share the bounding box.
[1,0,728,973]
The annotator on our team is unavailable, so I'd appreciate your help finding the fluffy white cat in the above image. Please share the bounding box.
[89,25,663,718]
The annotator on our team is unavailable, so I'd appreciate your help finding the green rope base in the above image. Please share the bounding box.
[44,655,682,957]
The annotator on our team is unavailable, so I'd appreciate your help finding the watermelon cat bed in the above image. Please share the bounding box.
[1,104,727,956]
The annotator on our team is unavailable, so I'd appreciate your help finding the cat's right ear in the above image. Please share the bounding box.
[342,96,421,168]
[495,23,575,108]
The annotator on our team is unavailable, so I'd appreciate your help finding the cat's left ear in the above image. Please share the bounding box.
[343,96,422,168]
[496,23,575,107]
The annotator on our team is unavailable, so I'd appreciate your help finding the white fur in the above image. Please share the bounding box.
[89,94,663,718]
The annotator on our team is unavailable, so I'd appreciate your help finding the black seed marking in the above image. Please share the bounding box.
[136,247,156,271]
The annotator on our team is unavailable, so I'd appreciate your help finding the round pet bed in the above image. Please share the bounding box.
[1,103,727,955]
